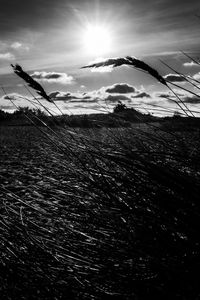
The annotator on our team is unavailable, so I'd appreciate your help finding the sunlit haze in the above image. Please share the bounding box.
[82,24,112,56]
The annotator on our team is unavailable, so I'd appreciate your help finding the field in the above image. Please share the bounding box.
[0,121,200,299]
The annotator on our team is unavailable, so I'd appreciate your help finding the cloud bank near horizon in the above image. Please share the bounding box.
[1,82,199,117]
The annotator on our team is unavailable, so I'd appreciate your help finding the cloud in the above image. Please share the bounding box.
[163,74,187,83]
[91,66,114,73]
[85,58,114,73]
[155,90,187,101]
[49,91,97,103]
[183,61,200,67]
[4,83,198,117]
[193,72,200,80]
[132,92,151,98]
[182,94,200,104]
[105,83,137,94]
[3,95,15,101]
[0,52,15,60]
[154,91,173,99]
[11,42,29,51]
[154,90,200,106]
[31,71,74,84]
[0,93,32,111]
[150,51,181,57]
[0,104,14,110]
[49,83,151,107]
[11,42,22,49]
[104,94,132,103]
[49,91,79,101]
[49,88,133,105]
[1,93,23,101]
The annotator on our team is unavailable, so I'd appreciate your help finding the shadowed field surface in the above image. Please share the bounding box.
[0,124,200,299]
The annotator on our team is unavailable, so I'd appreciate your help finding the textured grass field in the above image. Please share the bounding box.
[0,123,200,299]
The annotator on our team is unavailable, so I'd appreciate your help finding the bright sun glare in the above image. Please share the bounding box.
[83,24,112,56]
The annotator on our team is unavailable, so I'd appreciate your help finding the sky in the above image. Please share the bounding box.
[0,0,200,116]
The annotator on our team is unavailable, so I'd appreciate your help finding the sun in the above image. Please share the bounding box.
[83,24,112,56]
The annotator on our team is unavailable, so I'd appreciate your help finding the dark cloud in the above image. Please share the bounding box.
[31,72,74,84]
[155,91,186,102]
[105,83,137,94]
[155,90,200,105]
[48,91,96,103]
[182,95,200,104]
[155,92,172,99]
[163,74,187,83]
[49,91,78,101]
[105,94,131,103]
[132,92,151,98]
[3,95,14,100]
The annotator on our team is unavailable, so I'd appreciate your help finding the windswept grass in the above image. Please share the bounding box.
[1,122,200,299]
[1,54,200,299]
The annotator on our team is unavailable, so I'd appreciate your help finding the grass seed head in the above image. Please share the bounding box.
[81,56,167,86]
[11,64,53,103]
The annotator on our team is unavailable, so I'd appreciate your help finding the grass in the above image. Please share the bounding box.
[1,52,200,299]
[1,121,200,299]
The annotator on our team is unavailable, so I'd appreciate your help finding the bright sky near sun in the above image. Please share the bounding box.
[0,0,200,116]
[82,24,112,56]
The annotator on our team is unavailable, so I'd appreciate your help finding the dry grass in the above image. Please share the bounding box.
[1,53,200,299]
[1,123,200,299]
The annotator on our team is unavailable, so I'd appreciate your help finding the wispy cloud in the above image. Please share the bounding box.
[11,42,23,49]
[149,51,181,58]
[183,61,200,67]
[11,42,30,51]
[0,93,32,111]
[0,52,15,60]
[1,93,23,101]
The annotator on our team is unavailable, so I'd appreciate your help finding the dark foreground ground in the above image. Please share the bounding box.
[0,121,200,299]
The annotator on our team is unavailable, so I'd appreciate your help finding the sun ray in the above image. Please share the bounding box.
[82,23,112,56]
